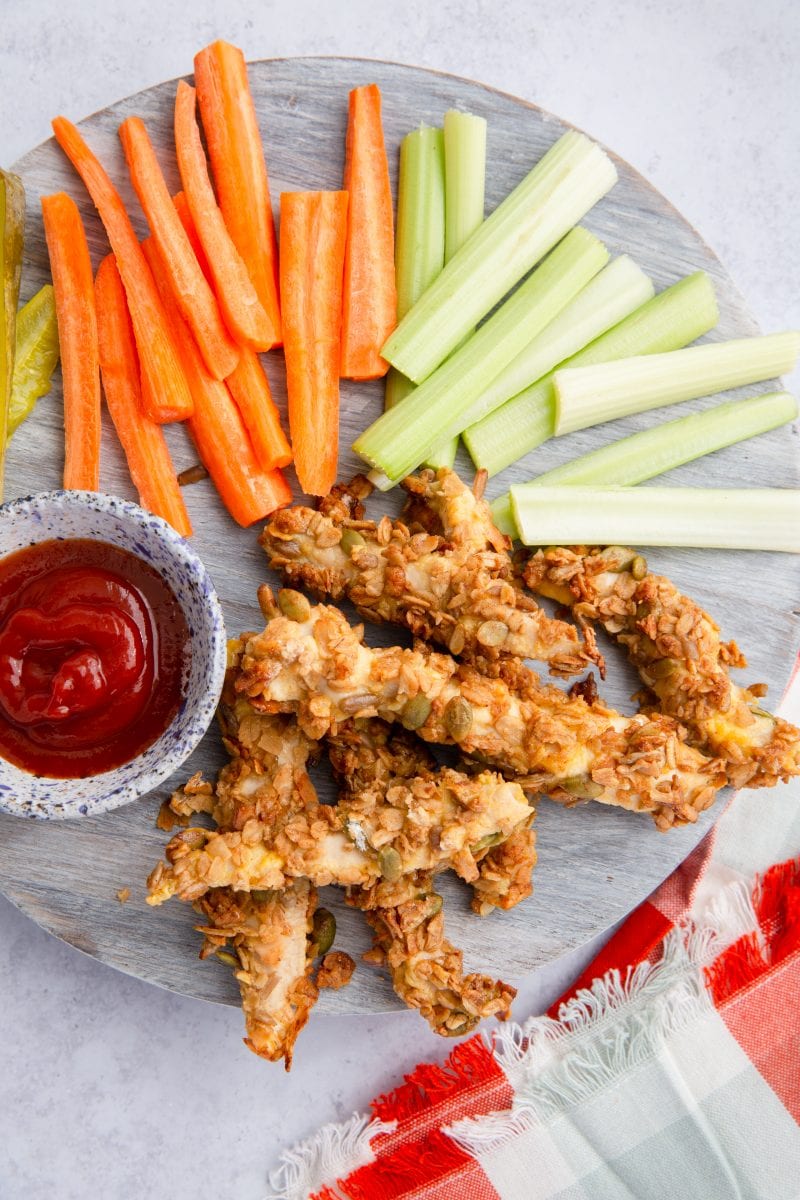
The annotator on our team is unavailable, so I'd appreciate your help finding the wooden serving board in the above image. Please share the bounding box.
[2,58,798,1015]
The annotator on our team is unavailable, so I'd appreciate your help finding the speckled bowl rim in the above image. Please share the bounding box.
[0,490,227,819]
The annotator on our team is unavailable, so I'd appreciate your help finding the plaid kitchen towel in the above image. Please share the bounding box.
[267,658,800,1200]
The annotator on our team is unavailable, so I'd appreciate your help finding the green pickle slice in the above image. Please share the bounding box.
[9,284,60,435]
[0,168,25,497]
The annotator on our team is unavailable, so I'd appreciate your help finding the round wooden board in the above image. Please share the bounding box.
[2,58,798,1016]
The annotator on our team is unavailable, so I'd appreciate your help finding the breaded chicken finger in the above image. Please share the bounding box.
[524,545,800,789]
[262,468,598,677]
[237,593,726,829]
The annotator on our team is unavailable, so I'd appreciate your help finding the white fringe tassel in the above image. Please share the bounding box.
[449,876,762,1156]
[265,1114,395,1200]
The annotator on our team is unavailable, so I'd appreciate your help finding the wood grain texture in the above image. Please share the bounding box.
[2,58,798,1016]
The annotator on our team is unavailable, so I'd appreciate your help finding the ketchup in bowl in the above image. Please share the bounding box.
[0,538,189,778]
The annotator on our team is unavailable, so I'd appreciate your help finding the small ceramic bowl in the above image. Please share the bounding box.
[0,490,226,819]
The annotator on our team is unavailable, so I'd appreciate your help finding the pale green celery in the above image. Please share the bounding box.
[426,109,487,470]
[354,226,609,483]
[9,285,60,434]
[384,126,445,412]
[466,271,719,477]
[554,331,800,436]
[492,390,798,538]
[459,255,652,439]
[381,130,617,383]
[490,493,517,537]
[510,485,800,553]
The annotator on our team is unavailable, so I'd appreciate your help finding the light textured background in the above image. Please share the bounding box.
[2,2,799,1197]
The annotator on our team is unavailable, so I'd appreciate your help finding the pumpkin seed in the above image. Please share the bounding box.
[444,696,473,741]
[278,588,311,622]
[401,694,431,730]
[340,527,366,555]
[215,949,240,968]
[561,775,604,799]
[631,555,648,580]
[309,909,336,957]
[379,847,402,882]
[471,832,504,854]
[649,657,680,679]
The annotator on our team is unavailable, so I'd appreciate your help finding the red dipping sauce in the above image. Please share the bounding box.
[0,539,189,778]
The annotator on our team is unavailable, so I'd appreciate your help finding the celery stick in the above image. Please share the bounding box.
[490,493,517,537]
[511,485,800,553]
[354,226,609,484]
[381,130,617,383]
[384,127,445,412]
[466,271,719,477]
[459,255,652,440]
[426,109,488,469]
[9,285,60,434]
[493,390,798,537]
[554,331,800,436]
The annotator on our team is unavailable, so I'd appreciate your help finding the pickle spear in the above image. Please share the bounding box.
[0,168,25,496]
[9,284,59,435]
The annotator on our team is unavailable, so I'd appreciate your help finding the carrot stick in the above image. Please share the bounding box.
[51,116,192,424]
[280,191,348,497]
[174,82,273,353]
[141,237,290,526]
[226,350,292,471]
[173,188,291,472]
[194,40,281,347]
[95,255,192,537]
[173,190,212,279]
[40,192,100,490]
[118,116,239,382]
[340,84,396,380]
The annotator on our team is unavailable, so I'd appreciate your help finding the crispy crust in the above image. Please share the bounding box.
[148,699,328,1068]
[147,762,531,903]
[261,468,598,677]
[237,597,726,829]
[195,881,319,1069]
[524,545,800,789]
[350,873,516,1035]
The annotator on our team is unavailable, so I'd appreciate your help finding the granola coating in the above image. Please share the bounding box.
[237,597,726,829]
[524,545,800,790]
[195,881,319,1069]
[147,763,532,903]
[349,873,516,1035]
[261,468,598,677]
[328,716,537,914]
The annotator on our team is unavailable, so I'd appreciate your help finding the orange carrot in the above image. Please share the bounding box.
[51,116,192,424]
[40,192,101,491]
[174,81,273,352]
[173,188,291,473]
[95,255,192,537]
[340,84,396,380]
[119,116,240,382]
[141,237,290,526]
[194,40,281,347]
[226,351,292,471]
[173,190,212,281]
[280,191,348,496]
